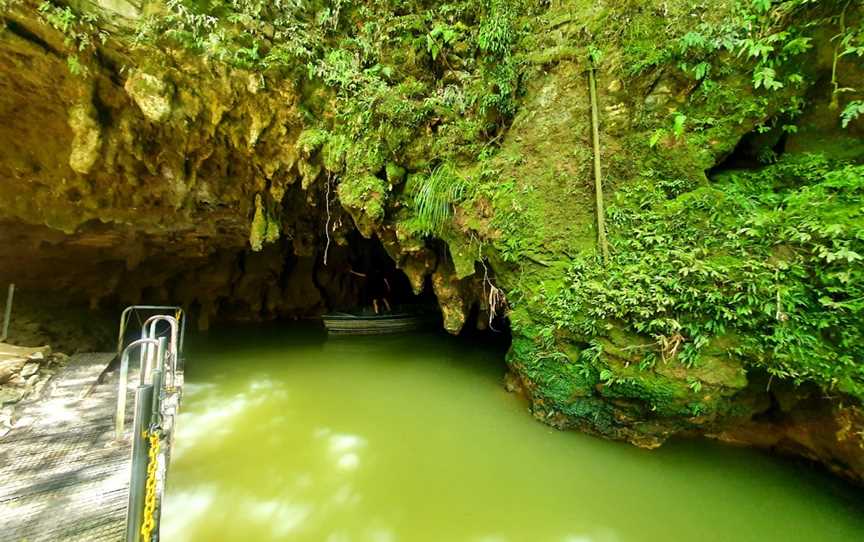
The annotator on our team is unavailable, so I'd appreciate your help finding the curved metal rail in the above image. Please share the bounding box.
[141,315,180,388]
[116,305,187,367]
[114,307,187,542]
[115,338,162,440]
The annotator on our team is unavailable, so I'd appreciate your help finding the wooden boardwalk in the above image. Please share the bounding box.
[0,353,135,542]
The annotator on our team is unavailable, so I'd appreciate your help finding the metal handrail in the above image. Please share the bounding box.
[115,306,186,440]
[115,337,163,440]
[141,315,179,388]
[116,305,187,365]
[116,306,188,541]
[125,383,155,542]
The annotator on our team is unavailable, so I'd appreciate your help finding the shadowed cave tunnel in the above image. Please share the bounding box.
[0,200,507,353]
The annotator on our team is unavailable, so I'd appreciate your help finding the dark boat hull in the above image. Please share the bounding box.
[322,312,436,335]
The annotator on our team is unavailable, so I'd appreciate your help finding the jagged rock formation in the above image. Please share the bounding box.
[0,1,862,483]
[0,0,489,332]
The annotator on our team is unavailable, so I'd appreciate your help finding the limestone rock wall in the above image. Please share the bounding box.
[0,1,486,332]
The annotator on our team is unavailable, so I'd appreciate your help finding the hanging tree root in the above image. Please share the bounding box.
[478,242,508,330]
[588,63,610,262]
[324,172,332,266]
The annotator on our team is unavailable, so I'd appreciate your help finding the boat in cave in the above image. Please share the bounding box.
[322,309,441,335]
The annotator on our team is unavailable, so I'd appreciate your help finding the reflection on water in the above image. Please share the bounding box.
[163,325,864,542]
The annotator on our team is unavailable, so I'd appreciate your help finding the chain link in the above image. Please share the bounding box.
[140,431,161,541]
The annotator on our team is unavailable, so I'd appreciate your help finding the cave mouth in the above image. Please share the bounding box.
[708,125,789,176]
[145,227,447,333]
[2,181,509,350]
[311,230,438,316]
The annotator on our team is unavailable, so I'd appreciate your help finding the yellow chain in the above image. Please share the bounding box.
[140,431,161,541]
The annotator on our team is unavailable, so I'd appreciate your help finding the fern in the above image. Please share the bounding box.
[477,0,515,55]
[412,163,469,236]
[841,100,864,128]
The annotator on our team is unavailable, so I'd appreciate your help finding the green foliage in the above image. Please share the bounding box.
[728,1,862,123]
[672,113,687,139]
[297,128,332,156]
[66,54,84,75]
[38,1,76,33]
[830,0,864,110]
[135,1,529,155]
[613,1,861,131]
[752,66,783,90]
[687,377,704,394]
[321,133,350,173]
[426,22,464,61]
[0,0,21,13]
[734,1,819,93]
[36,1,108,76]
[841,100,864,127]
[337,174,389,221]
[477,0,515,55]
[544,154,864,399]
[409,163,471,237]
[632,1,864,149]
[131,1,534,225]
[648,129,666,149]
[475,0,521,117]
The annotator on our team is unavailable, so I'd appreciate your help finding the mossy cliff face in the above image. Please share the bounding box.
[1,1,862,481]
[482,1,864,481]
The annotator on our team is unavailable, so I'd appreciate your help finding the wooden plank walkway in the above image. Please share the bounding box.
[0,352,136,542]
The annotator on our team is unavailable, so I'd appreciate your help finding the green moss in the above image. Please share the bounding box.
[297,128,329,155]
[385,162,406,185]
[337,174,389,222]
[249,194,280,252]
[545,154,864,401]
[447,237,477,279]
[132,0,535,179]
[508,335,594,406]
[322,133,350,173]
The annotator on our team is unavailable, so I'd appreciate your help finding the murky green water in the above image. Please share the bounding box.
[163,326,864,542]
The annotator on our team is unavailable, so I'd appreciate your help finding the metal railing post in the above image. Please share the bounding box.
[115,305,188,542]
[151,369,164,425]
[116,305,187,362]
[115,338,160,440]
[142,316,178,388]
[139,330,153,385]
[178,310,186,362]
[1,284,14,342]
[140,336,166,386]
[125,384,154,542]
[155,337,166,384]
[116,306,135,361]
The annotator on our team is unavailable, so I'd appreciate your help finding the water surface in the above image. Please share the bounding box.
[163,326,864,542]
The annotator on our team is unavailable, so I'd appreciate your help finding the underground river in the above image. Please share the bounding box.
[161,325,864,542]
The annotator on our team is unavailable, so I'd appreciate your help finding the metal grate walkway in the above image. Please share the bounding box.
[0,353,135,542]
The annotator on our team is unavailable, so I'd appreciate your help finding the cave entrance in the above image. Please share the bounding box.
[207,228,442,328]
[3,189,503,340]
[708,125,788,176]
[313,230,438,316]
